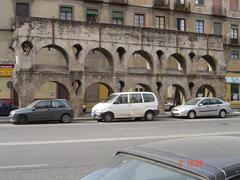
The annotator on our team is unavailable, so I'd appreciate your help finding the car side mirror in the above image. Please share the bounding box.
[32,107,36,111]
[198,103,203,106]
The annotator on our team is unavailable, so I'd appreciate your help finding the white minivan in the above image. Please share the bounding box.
[91,92,159,122]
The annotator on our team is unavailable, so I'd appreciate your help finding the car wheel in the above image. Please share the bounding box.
[219,110,226,118]
[188,111,196,119]
[144,111,154,121]
[61,114,72,123]
[103,112,114,122]
[16,115,28,124]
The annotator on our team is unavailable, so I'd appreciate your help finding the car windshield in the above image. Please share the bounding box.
[185,99,202,105]
[80,154,204,180]
[103,94,118,103]
[26,101,40,109]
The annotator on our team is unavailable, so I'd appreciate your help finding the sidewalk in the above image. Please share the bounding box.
[0,110,240,123]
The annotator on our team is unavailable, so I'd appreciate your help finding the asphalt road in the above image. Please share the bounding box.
[0,116,240,180]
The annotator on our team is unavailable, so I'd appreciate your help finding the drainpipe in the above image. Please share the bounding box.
[52,17,55,45]
[99,24,102,48]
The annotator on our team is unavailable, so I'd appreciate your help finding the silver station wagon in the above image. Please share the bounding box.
[171,97,231,119]
[9,99,74,124]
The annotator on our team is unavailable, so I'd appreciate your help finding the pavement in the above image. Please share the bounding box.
[0,109,240,123]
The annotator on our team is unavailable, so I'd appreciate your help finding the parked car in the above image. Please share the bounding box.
[91,92,159,122]
[80,136,240,180]
[9,99,74,124]
[164,101,174,111]
[0,101,18,116]
[171,97,231,119]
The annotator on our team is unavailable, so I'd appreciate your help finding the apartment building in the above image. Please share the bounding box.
[0,0,239,114]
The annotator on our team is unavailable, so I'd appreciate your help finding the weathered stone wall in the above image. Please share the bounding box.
[12,17,226,116]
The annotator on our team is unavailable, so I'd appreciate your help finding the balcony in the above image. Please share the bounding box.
[153,0,170,10]
[231,38,239,45]
[212,6,226,16]
[109,0,128,5]
[174,2,191,12]
[82,0,103,3]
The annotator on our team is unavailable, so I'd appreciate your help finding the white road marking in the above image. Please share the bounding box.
[0,164,48,170]
[0,131,240,146]
[115,127,159,130]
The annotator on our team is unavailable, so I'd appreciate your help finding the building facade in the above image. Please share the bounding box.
[0,0,239,115]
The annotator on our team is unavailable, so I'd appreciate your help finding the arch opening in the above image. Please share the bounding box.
[198,55,216,72]
[34,81,70,100]
[36,44,69,66]
[196,85,216,97]
[85,48,113,72]
[128,83,152,92]
[165,84,186,109]
[84,82,114,113]
[167,53,186,72]
[128,50,153,73]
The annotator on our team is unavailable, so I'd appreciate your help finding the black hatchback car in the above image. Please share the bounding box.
[9,99,74,124]
[0,101,18,116]
[80,136,240,180]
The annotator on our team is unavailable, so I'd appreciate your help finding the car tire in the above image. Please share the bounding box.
[16,115,28,124]
[144,111,154,121]
[61,114,72,123]
[219,110,226,118]
[188,111,196,119]
[103,112,114,122]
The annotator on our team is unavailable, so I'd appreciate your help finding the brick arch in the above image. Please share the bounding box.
[167,53,187,72]
[83,47,115,72]
[196,84,216,97]
[36,44,70,66]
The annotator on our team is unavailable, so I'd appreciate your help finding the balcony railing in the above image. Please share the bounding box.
[231,38,239,45]
[153,0,170,9]
[82,0,103,3]
[212,6,226,16]
[109,0,128,5]
[174,2,191,12]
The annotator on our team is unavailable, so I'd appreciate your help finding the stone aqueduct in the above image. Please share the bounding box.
[11,17,226,116]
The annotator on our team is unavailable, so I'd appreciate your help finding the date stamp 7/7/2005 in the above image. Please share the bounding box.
[178,160,204,168]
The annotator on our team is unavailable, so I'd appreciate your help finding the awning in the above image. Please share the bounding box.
[113,11,123,19]
[225,77,240,84]
[87,9,98,16]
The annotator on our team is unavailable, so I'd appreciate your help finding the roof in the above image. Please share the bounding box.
[120,136,240,179]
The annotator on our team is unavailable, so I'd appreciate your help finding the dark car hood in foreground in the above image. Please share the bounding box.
[118,136,240,180]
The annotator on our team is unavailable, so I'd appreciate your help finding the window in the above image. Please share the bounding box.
[195,0,204,5]
[35,101,51,109]
[60,6,72,20]
[16,3,29,17]
[195,20,204,33]
[112,11,123,25]
[143,94,155,103]
[155,16,165,29]
[114,94,128,104]
[129,94,143,103]
[230,0,239,11]
[176,0,185,4]
[231,50,239,60]
[213,22,222,35]
[209,99,223,105]
[87,9,98,22]
[231,25,238,43]
[177,18,186,31]
[231,84,239,101]
[134,14,145,27]
[52,101,65,108]
[200,99,210,105]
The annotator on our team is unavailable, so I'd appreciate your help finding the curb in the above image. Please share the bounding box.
[0,112,239,124]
